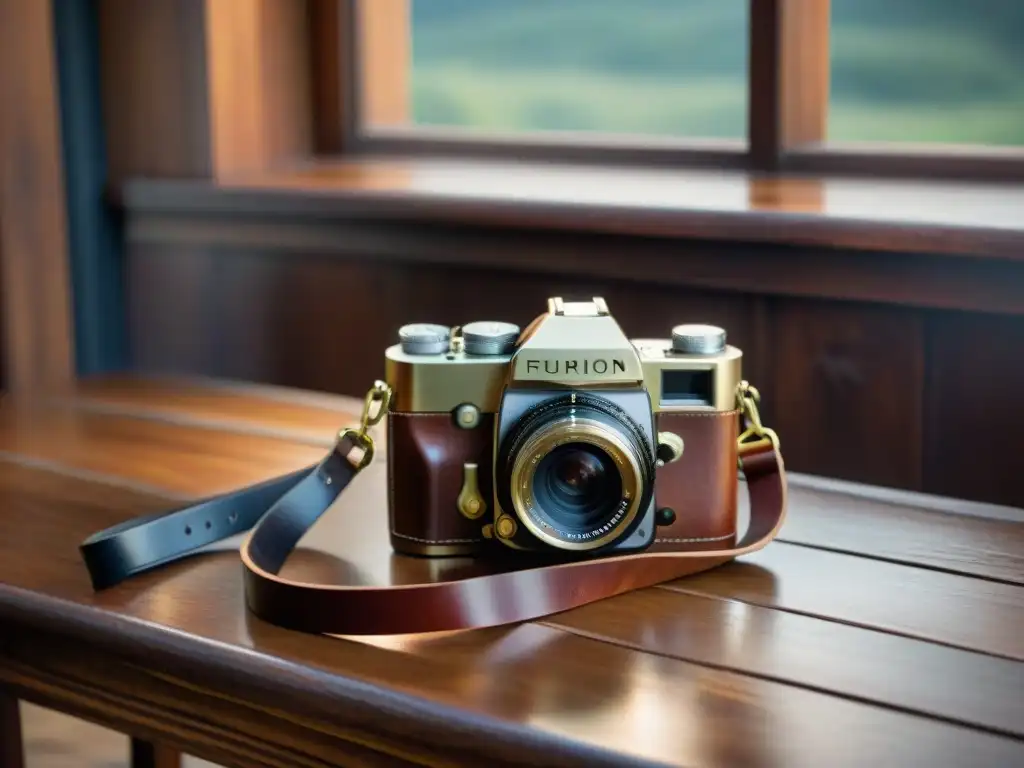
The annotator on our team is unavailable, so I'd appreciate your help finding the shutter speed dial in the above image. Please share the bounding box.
[398,323,451,355]
[671,324,727,355]
[397,320,519,356]
[462,321,520,356]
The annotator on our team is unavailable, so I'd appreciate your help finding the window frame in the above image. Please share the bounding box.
[322,0,1024,182]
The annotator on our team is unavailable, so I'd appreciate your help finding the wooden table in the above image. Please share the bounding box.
[1,375,1022,767]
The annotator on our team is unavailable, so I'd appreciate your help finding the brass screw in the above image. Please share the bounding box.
[495,515,517,539]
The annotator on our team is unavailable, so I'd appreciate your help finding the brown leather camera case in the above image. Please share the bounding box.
[387,409,738,557]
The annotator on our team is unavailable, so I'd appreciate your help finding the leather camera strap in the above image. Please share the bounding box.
[81,428,786,636]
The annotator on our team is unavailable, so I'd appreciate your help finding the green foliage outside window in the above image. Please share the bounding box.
[409,0,1024,146]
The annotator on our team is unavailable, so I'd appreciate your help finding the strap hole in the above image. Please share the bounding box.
[184,525,192,536]
[205,520,212,529]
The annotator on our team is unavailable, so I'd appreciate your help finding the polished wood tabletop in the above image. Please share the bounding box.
[1,374,1023,767]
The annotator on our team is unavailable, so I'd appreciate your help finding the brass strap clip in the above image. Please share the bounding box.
[736,380,780,458]
[336,380,392,469]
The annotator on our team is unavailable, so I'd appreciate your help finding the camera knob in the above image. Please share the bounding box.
[671,324,726,355]
[398,323,451,355]
[462,321,520,355]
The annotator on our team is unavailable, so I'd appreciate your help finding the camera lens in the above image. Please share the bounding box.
[496,392,656,552]
[534,444,623,534]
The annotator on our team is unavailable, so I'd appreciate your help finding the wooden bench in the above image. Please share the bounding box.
[1,375,1022,767]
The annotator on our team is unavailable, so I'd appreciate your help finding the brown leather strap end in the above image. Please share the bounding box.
[239,440,788,636]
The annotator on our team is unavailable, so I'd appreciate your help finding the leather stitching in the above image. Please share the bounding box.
[389,412,738,547]
[391,531,482,544]
[388,416,484,544]
[656,532,735,543]
[659,411,738,419]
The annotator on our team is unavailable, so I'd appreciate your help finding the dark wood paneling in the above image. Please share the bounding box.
[121,220,1024,503]
[122,238,1024,503]
[125,245,217,377]
[123,206,1024,318]
[925,312,1024,507]
[770,299,924,489]
[128,244,761,399]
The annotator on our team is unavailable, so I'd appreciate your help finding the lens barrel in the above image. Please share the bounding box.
[496,393,656,551]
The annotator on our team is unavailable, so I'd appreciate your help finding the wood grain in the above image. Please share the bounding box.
[356,0,409,127]
[116,232,1024,506]
[5,606,1022,768]
[66,373,1024,585]
[0,406,324,499]
[123,204,1024,318]
[770,482,1024,584]
[0,0,76,395]
[125,231,1021,500]
[67,374,355,446]
[0,383,1022,765]
[124,243,761,399]
[2,382,1024,765]
[204,0,313,177]
[671,544,1024,661]
[779,0,829,149]
[2,385,1024,768]
[770,299,924,490]
[8,394,1017,665]
[548,588,1024,738]
[99,0,313,183]
[748,0,830,168]
[309,0,356,154]
[925,312,1024,509]
[122,159,1024,261]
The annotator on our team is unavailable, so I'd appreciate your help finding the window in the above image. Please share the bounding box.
[829,0,1024,146]
[389,0,749,141]
[346,0,1024,179]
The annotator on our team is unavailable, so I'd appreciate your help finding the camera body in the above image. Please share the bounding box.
[384,297,743,559]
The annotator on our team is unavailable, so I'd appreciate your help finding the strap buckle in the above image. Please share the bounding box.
[736,380,780,457]
[336,380,392,470]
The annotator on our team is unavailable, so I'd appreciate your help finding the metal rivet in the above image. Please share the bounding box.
[453,403,481,430]
[495,515,517,538]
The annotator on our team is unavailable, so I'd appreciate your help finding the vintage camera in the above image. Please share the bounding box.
[384,297,744,559]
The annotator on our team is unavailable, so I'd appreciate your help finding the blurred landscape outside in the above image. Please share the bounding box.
[407,0,1024,146]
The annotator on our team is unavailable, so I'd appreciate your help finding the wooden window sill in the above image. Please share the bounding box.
[119,157,1024,260]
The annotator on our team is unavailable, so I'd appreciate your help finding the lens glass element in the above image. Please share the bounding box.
[533,444,624,534]
[499,392,656,552]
